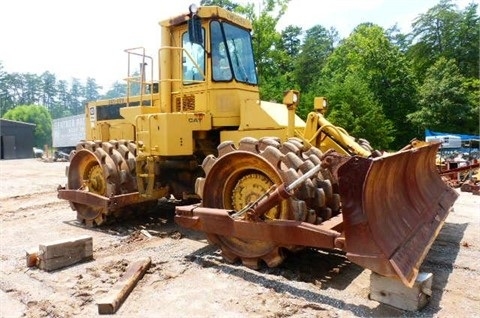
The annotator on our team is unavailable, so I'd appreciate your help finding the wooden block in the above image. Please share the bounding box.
[369,272,433,311]
[38,235,93,271]
[97,257,151,314]
[26,249,39,267]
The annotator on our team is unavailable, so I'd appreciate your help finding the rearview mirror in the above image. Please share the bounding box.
[188,15,203,45]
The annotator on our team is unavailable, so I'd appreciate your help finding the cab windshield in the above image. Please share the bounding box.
[211,21,257,85]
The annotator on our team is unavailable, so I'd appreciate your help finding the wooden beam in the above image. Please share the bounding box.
[97,257,151,314]
[369,272,433,311]
[38,235,93,271]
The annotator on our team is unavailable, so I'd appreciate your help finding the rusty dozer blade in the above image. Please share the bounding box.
[337,142,458,287]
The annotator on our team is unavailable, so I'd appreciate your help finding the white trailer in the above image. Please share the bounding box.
[52,114,85,160]
[426,135,462,149]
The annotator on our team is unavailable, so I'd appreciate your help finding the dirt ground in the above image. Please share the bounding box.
[0,158,479,318]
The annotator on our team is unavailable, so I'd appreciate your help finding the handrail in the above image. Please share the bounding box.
[124,47,157,108]
[158,46,206,112]
[122,45,206,113]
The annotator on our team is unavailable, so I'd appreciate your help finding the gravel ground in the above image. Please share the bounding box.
[0,158,479,317]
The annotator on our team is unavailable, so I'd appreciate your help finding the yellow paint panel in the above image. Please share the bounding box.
[259,101,306,128]
[237,100,306,130]
[141,113,211,156]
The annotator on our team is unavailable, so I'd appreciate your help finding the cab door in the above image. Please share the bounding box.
[171,27,208,113]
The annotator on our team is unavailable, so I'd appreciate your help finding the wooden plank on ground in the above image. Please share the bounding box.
[369,272,433,311]
[38,235,93,271]
[97,257,152,315]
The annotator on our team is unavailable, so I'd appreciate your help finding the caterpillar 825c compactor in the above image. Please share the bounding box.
[58,5,458,287]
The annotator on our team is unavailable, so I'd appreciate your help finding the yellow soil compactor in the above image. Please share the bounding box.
[58,5,458,287]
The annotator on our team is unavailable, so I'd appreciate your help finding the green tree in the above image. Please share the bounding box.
[408,0,479,80]
[2,105,52,147]
[407,57,474,134]
[200,0,240,11]
[294,25,337,92]
[6,73,26,105]
[386,24,411,52]
[251,2,289,75]
[23,73,42,105]
[0,62,15,116]
[102,81,127,99]
[0,65,108,119]
[4,73,42,106]
[463,77,480,134]
[40,71,57,111]
[322,74,395,150]
[456,3,480,78]
[259,25,302,102]
[280,25,302,58]
[52,80,71,118]
[318,23,418,149]
[278,25,302,83]
[69,78,84,115]
[85,77,101,102]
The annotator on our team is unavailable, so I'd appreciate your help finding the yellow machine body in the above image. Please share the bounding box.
[58,5,458,288]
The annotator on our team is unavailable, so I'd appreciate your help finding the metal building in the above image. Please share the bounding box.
[0,119,36,159]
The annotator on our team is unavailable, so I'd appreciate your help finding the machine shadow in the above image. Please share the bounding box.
[418,221,468,313]
[62,203,181,238]
[182,220,468,316]
[187,245,365,291]
[276,248,364,290]
[185,245,404,317]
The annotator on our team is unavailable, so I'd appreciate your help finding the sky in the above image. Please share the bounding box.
[0,0,476,93]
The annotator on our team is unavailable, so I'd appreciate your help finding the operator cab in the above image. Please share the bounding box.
[182,4,257,86]
[159,5,259,124]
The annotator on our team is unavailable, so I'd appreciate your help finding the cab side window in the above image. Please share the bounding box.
[182,30,205,84]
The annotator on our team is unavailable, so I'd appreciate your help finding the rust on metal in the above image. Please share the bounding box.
[177,140,458,287]
[57,189,163,211]
[58,189,110,209]
[337,142,459,287]
[175,205,341,248]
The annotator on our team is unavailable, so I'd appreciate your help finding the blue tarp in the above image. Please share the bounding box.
[425,129,480,142]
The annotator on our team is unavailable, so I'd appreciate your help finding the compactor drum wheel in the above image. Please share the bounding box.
[197,137,340,268]
[67,140,137,226]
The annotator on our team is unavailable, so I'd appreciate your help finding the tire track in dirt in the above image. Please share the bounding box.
[0,191,67,219]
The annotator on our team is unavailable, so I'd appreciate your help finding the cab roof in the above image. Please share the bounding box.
[159,6,252,30]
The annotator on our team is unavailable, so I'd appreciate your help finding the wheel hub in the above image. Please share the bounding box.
[231,173,279,219]
[86,164,106,194]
